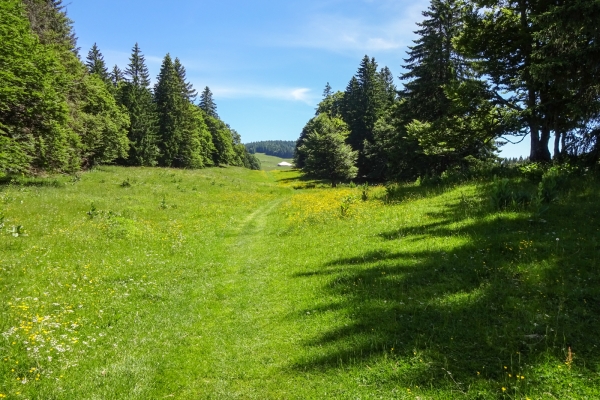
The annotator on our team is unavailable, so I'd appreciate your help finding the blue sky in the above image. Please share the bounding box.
[66,0,530,158]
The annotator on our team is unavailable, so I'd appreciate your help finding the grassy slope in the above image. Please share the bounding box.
[254,153,294,171]
[0,166,599,399]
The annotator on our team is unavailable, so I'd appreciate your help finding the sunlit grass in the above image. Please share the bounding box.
[1,164,599,399]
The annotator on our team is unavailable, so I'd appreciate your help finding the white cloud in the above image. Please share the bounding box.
[210,85,315,104]
[273,0,428,53]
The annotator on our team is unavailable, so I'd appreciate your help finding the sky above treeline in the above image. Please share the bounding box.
[67,0,529,158]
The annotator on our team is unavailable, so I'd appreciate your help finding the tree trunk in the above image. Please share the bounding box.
[553,131,561,159]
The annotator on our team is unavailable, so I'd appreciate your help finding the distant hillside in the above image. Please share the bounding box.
[245,140,295,159]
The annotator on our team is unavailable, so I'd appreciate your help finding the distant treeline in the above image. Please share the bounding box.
[245,141,295,159]
[0,0,260,175]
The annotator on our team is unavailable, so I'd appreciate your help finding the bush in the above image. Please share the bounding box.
[490,178,513,210]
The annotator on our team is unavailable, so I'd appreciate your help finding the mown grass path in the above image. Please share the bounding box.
[1,166,599,399]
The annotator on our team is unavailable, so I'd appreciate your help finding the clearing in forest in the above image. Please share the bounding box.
[1,165,599,399]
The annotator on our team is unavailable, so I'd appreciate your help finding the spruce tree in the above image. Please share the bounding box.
[121,43,159,166]
[86,43,109,82]
[341,56,387,176]
[154,54,184,166]
[174,58,197,102]
[323,82,333,98]
[125,43,151,87]
[110,65,125,87]
[22,0,78,53]
[397,0,478,175]
[199,87,218,118]
[154,54,207,168]
[399,0,462,125]
[297,114,358,187]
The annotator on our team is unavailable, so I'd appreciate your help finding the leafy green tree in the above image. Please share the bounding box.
[323,82,333,98]
[86,43,109,83]
[455,0,600,161]
[394,0,500,176]
[199,87,218,118]
[0,0,75,173]
[315,84,345,118]
[74,74,130,167]
[121,43,160,166]
[203,113,236,166]
[297,114,358,187]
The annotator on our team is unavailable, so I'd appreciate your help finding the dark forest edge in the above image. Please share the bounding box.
[0,0,261,176]
[245,141,295,159]
[294,0,600,186]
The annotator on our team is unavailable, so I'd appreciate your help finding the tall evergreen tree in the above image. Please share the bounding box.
[174,58,197,102]
[297,114,358,187]
[121,44,159,166]
[86,43,109,82]
[154,54,184,166]
[154,54,208,168]
[110,65,125,87]
[323,82,333,98]
[199,87,218,118]
[341,56,387,176]
[396,0,495,175]
[399,0,462,125]
[125,43,151,87]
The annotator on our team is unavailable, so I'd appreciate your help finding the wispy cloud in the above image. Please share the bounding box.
[210,85,316,104]
[272,0,428,53]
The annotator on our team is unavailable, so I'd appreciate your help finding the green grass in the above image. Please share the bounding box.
[254,153,294,171]
[1,166,599,399]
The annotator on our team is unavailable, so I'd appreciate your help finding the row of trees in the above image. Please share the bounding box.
[0,0,259,174]
[296,0,600,183]
[245,141,296,159]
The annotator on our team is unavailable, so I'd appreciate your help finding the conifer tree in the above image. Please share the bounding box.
[86,43,109,82]
[199,87,218,118]
[174,58,197,102]
[154,54,208,168]
[125,43,151,87]
[121,43,159,166]
[154,54,184,166]
[110,65,125,87]
[297,114,358,187]
[342,56,387,176]
[323,82,333,98]
[22,0,78,53]
[399,0,462,125]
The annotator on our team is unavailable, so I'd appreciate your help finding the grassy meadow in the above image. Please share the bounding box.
[254,153,294,171]
[0,163,599,399]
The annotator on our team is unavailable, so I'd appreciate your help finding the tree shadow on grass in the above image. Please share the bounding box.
[290,187,600,391]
